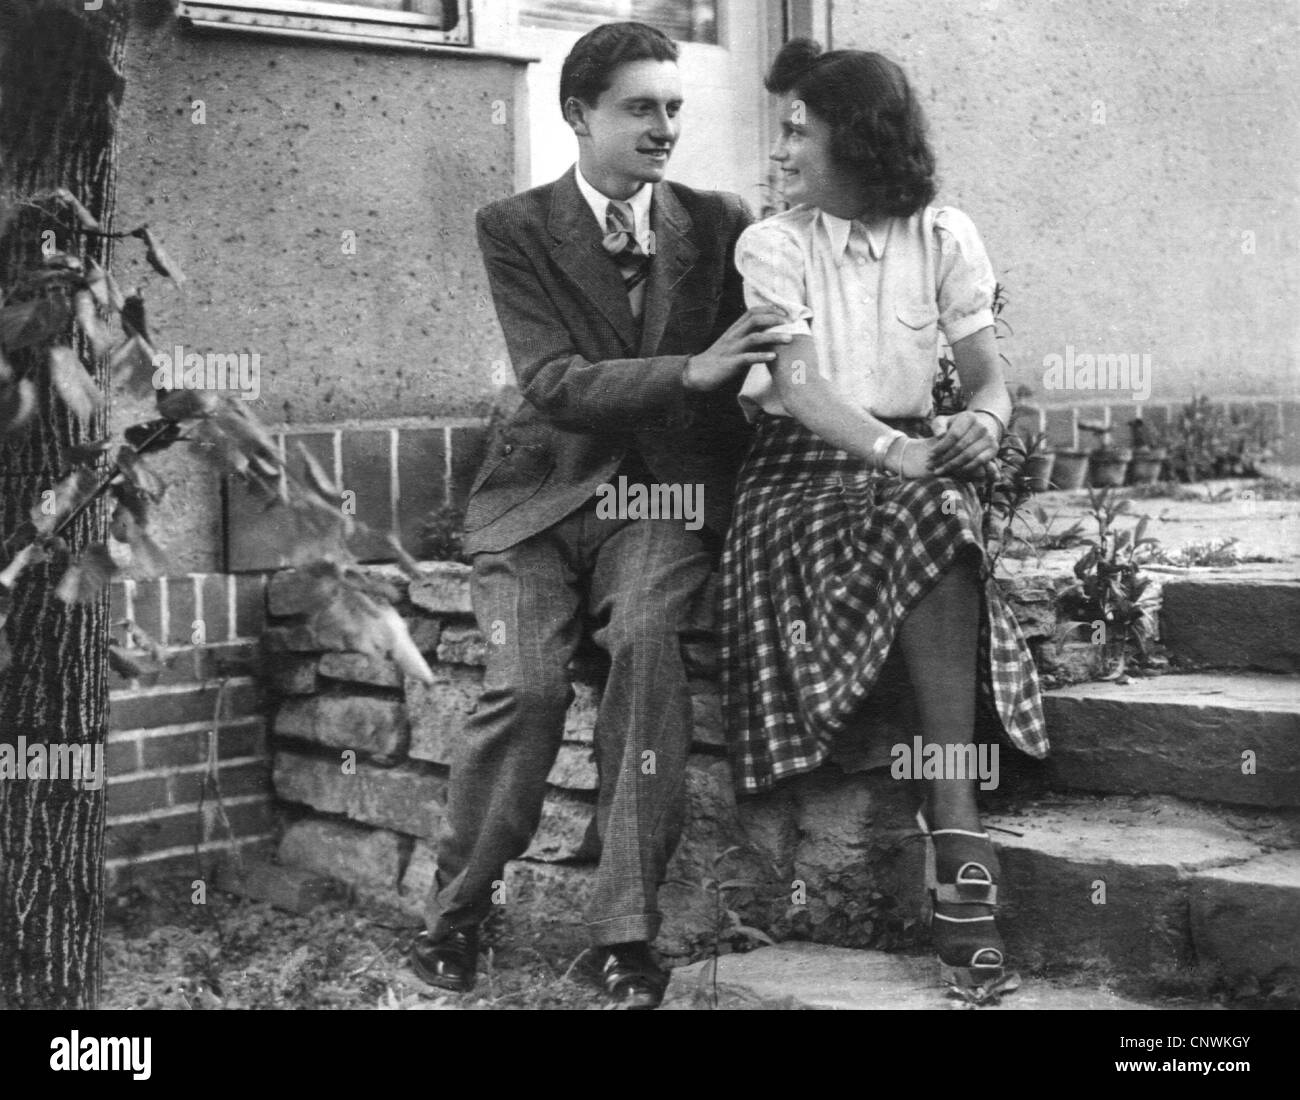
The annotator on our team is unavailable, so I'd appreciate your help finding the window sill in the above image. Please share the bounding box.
[178,2,538,63]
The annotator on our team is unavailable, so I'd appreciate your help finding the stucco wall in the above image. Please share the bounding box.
[111,19,521,570]
[831,0,1300,407]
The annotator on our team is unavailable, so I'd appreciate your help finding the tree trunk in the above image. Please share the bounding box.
[0,0,126,1009]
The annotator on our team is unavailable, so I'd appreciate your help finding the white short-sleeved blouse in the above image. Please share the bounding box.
[734,204,997,421]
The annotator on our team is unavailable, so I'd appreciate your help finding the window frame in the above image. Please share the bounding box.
[177,0,473,50]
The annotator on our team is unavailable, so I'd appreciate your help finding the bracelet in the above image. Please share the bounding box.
[887,436,911,478]
[871,429,903,470]
[970,408,1007,439]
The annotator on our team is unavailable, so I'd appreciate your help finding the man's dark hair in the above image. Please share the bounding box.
[559,21,679,114]
[766,38,936,217]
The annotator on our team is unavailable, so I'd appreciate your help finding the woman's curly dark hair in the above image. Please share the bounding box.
[767,39,936,218]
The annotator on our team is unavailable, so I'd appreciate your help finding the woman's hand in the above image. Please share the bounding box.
[888,436,942,479]
[927,411,999,480]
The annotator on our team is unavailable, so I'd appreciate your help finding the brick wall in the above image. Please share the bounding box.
[106,572,275,886]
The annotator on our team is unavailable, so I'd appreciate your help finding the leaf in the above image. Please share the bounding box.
[120,291,149,343]
[137,226,186,287]
[157,387,220,420]
[731,925,776,946]
[31,466,100,536]
[294,440,339,504]
[56,542,117,603]
[84,259,125,313]
[73,290,112,357]
[109,642,166,681]
[0,297,66,350]
[49,345,104,423]
[124,417,184,457]
[0,378,37,435]
[54,187,100,231]
[108,332,158,396]
[65,437,113,467]
[384,613,436,684]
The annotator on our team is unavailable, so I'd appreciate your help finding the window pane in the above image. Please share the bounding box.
[519,1,717,44]
[306,0,458,23]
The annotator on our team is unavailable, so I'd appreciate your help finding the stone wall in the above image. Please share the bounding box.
[263,558,1069,957]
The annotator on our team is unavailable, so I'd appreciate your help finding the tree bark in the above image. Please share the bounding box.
[0,0,126,1009]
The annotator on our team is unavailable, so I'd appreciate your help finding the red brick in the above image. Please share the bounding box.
[233,573,267,638]
[169,759,272,806]
[166,575,199,648]
[138,719,266,771]
[340,429,396,563]
[105,837,277,891]
[106,733,139,776]
[109,680,266,732]
[449,424,488,511]
[131,579,163,641]
[201,574,232,644]
[107,800,275,860]
[396,427,447,561]
[106,774,169,816]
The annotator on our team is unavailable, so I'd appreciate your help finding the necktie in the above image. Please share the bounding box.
[603,200,651,294]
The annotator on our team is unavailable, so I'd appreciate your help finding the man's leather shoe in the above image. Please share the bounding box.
[410,928,478,992]
[601,942,666,1010]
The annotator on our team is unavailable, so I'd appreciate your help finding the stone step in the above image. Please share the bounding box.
[985,795,1300,991]
[1159,568,1300,672]
[1041,672,1300,808]
[661,942,1160,1009]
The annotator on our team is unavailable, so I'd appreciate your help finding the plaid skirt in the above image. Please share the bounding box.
[720,414,1048,795]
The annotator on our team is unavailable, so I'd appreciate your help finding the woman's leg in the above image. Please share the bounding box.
[895,551,1002,967]
[895,552,983,833]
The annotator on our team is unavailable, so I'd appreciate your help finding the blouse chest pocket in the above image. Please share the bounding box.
[894,301,940,354]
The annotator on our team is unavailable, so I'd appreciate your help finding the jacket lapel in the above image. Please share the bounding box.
[639,182,698,357]
[547,168,639,351]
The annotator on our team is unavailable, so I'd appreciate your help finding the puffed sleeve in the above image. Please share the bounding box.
[733,222,812,419]
[735,222,813,335]
[933,207,997,344]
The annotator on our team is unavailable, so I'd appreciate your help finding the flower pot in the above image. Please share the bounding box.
[1049,450,1089,490]
[1088,449,1133,488]
[1023,452,1056,492]
[1127,448,1167,485]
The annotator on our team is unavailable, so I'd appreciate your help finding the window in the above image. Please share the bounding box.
[519,1,718,45]
[178,0,471,49]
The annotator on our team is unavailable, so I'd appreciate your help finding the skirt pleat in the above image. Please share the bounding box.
[721,414,1048,794]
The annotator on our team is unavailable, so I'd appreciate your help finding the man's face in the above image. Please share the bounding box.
[569,59,683,197]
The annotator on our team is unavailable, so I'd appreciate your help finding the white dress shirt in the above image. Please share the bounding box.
[734,204,998,421]
[574,166,653,320]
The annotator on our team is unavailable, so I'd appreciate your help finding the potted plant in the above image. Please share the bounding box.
[1169,394,1224,482]
[1080,420,1131,487]
[1127,418,1168,485]
[1217,404,1277,477]
[1050,443,1090,491]
[1021,429,1055,492]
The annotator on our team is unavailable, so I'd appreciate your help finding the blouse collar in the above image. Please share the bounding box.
[818,208,887,264]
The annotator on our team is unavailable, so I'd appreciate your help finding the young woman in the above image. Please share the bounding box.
[721,39,1049,987]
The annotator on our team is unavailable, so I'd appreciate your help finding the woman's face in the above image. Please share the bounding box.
[770,93,853,210]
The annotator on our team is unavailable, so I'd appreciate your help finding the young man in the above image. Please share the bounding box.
[410,21,787,1009]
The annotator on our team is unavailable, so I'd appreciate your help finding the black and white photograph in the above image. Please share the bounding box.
[0,0,1293,1065]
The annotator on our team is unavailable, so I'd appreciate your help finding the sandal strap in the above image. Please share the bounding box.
[933,882,998,905]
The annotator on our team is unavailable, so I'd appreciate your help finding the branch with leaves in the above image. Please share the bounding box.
[0,189,433,685]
